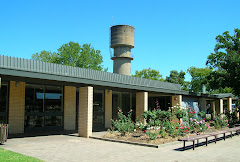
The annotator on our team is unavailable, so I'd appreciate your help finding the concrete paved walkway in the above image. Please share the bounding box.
[1,133,240,162]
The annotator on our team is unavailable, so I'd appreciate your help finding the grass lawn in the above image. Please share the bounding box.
[0,148,42,162]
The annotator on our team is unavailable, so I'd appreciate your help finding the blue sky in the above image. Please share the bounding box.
[1,0,240,81]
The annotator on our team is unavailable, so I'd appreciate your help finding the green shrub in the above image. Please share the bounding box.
[159,129,168,138]
[197,111,205,119]
[112,108,135,136]
[162,119,180,138]
[189,118,209,133]
[225,110,238,127]
[146,131,158,140]
[212,114,228,129]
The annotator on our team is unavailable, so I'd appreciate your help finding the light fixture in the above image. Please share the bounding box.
[15,81,19,87]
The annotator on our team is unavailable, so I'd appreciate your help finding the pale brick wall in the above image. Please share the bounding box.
[136,92,148,120]
[8,81,25,134]
[105,90,112,128]
[227,98,232,113]
[64,86,76,130]
[78,86,93,138]
[172,95,182,107]
[215,99,223,115]
[211,100,216,117]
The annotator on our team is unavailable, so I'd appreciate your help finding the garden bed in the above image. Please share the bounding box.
[91,131,180,148]
[92,127,226,148]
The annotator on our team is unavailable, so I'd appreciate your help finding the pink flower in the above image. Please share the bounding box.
[190,112,192,114]
[227,124,229,126]
[130,109,133,112]
[186,130,188,132]
[119,110,121,112]
[183,130,185,133]
[207,125,210,128]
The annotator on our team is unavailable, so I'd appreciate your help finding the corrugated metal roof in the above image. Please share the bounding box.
[0,55,182,93]
[0,55,235,99]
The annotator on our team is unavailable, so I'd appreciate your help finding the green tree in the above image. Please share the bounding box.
[133,68,165,81]
[206,28,240,95]
[32,41,106,71]
[187,67,212,92]
[166,70,187,89]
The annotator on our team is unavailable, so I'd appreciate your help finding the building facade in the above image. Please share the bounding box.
[0,55,237,137]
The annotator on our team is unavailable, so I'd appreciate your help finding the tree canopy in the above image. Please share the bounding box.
[133,68,165,81]
[32,41,106,71]
[166,70,185,84]
[206,28,240,95]
[187,67,212,92]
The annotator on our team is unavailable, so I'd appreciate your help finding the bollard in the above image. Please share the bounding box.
[0,124,8,144]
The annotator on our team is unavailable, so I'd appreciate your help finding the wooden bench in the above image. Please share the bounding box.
[178,126,240,150]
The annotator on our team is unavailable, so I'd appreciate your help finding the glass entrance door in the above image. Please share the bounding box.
[93,90,104,130]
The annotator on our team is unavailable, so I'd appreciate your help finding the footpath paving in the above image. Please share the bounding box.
[0,133,240,162]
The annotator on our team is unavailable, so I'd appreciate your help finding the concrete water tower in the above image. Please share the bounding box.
[110,25,135,76]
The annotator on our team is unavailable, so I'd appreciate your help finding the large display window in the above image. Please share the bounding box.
[25,84,63,130]
[112,91,136,121]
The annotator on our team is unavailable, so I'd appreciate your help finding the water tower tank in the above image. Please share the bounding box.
[110,25,135,76]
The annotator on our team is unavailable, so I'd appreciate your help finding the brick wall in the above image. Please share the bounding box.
[64,86,76,130]
[78,86,93,138]
[172,95,182,107]
[8,81,25,134]
[105,90,112,128]
[136,92,148,120]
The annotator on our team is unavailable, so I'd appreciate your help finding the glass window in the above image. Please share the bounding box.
[148,96,171,111]
[45,116,62,127]
[45,86,62,112]
[0,82,8,113]
[112,91,136,121]
[25,84,44,112]
[25,84,63,130]
[0,116,7,123]
[93,90,104,126]
[25,116,44,128]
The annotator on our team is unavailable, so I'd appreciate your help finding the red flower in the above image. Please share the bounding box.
[183,130,185,133]
[194,111,196,114]
[186,130,188,132]
[176,127,178,129]
[190,112,192,114]
[144,130,146,133]
[188,127,190,129]
[181,124,183,126]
